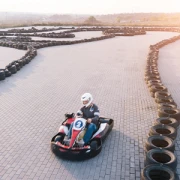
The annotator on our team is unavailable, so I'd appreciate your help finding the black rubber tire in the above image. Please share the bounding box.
[26,58,31,64]
[15,63,20,71]
[145,72,159,77]
[145,149,177,170]
[90,141,98,150]
[54,135,63,142]
[147,80,161,85]
[22,59,27,66]
[146,77,161,84]
[17,60,23,68]
[141,164,179,180]
[158,108,180,122]
[155,91,172,99]
[148,82,163,88]
[150,92,156,98]
[145,74,160,80]
[150,85,167,93]
[155,97,176,105]
[157,103,177,110]
[8,65,17,74]
[0,69,5,80]
[154,117,179,129]
[149,125,177,140]
[4,69,11,77]
[149,86,167,98]
[145,135,175,153]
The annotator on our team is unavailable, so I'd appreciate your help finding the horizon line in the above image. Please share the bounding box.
[0,11,180,16]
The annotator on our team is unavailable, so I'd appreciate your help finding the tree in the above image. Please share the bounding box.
[117,17,121,23]
[84,16,100,25]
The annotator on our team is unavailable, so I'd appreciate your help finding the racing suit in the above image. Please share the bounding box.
[68,104,100,144]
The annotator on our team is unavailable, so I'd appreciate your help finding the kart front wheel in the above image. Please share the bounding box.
[90,141,98,150]
[54,135,63,142]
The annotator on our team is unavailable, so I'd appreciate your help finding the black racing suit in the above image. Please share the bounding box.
[77,104,100,127]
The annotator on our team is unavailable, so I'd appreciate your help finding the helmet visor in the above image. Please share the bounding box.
[82,100,89,105]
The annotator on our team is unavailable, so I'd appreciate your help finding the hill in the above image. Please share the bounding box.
[0,12,180,27]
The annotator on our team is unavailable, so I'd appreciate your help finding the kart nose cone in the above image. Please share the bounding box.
[69,129,80,147]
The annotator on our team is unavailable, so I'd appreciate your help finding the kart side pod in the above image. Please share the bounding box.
[59,125,69,135]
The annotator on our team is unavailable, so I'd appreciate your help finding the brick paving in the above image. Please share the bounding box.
[0,31,179,180]
[0,47,25,68]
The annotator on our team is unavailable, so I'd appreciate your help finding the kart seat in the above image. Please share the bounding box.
[99,118,109,123]
[92,117,109,136]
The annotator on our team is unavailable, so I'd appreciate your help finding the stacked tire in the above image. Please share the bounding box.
[142,35,180,179]
[0,27,116,82]
[0,69,5,81]
[0,46,37,81]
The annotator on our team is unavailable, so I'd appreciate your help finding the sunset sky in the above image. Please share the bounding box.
[0,0,180,14]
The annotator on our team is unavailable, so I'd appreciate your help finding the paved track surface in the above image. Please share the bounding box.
[0,31,179,180]
[0,47,25,68]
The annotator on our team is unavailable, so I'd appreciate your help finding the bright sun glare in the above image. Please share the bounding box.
[0,0,180,14]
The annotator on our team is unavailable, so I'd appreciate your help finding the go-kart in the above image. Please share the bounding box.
[51,113,114,160]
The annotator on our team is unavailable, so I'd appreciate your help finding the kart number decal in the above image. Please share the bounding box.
[75,120,83,128]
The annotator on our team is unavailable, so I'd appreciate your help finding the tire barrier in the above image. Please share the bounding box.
[149,85,167,98]
[145,149,177,169]
[0,27,119,82]
[2,32,76,38]
[141,164,179,180]
[155,91,172,99]
[154,117,179,129]
[149,124,177,140]
[155,97,177,105]
[0,69,5,80]
[142,33,180,179]
[145,135,175,153]
[158,109,180,122]
[147,80,162,88]
[157,103,177,110]
[0,46,37,81]
[102,27,146,36]
[0,26,74,34]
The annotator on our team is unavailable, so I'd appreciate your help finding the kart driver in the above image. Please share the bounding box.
[65,93,100,145]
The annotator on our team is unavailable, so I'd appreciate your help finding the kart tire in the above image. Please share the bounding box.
[147,80,161,85]
[148,82,163,88]
[157,103,177,110]
[22,59,27,66]
[154,117,179,129]
[148,125,177,140]
[158,108,180,122]
[15,63,20,71]
[4,69,11,77]
[150,92,155,98]
[155,97,176,105]
[17,60,23,68]
[155,91,171,99]
[145,135,175,153]
[150,85,167,93]
[145,75,161,83]
[90,141,98,150]
[54,135,62,142]
[8,65,17,74]
[141,164,179,180]
[145,149,177,170]
[0,69,5,80]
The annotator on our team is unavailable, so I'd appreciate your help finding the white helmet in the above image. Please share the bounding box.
[81,93,93,107]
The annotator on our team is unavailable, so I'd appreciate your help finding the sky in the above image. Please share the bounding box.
[0,0,180,14]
